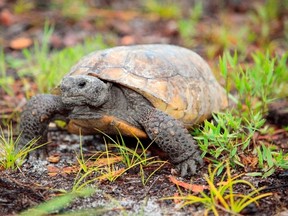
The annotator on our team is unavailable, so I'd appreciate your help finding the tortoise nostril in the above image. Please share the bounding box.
[78,81,86,88]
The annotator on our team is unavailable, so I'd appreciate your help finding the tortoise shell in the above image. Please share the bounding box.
[62,44,228,135]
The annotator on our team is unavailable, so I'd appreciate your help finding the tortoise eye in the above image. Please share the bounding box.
[78,81,86,88]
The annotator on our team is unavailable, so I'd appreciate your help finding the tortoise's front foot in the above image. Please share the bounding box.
[26,144,49,160]
[18,135,48,160]
[138,107,203,177]
[19,94,69,159]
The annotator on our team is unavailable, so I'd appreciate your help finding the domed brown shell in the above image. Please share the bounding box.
[65,44,228,127]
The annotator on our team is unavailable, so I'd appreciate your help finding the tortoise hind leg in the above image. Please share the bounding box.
[138,106,203,177]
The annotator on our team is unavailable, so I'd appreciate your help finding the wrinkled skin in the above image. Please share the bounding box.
[19,75,203,177]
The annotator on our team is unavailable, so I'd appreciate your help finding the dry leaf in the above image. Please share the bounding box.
[0,9,14,26]
[47,165,78,176]
[63,166,78,174]
[240,155,258,169]
[10,37,33,50]
[48,154,61,163]
[169,175,208,193]
[97,168,125,181]
[47,165,60,176]
[91,156,123,167]
[120,35,135,45]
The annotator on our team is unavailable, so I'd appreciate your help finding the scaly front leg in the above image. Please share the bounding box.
[19,94,69,159]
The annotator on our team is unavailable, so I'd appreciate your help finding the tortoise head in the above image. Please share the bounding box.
[60,75,111,107]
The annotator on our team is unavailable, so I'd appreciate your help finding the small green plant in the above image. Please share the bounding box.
[144,0,181,19]
[98,129,167,184]
[109,129,153,168]
[72,148,126,190]
[248,144,288,178]
[51,0,89,21]
[220,50,288,118]
[0,125,43,170]
[0,48,14,96]
[22,21,54,70]
[13,0,35,14]
[72,134,128,190]
[72,165,101,192]
[165,162,272,216]
[195,111,265,173]
[94,140,125,183]
[75,133,90,173]
[178,2,203,47]
[72,135,113,191]
[206,25,252,59]
[249,0,284,46]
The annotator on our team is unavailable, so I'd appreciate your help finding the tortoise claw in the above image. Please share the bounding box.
[176,154,203,177]
[27,147,48,160]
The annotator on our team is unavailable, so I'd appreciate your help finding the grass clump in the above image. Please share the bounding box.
[0,48,14,96]
[195,112,265,172]
[224,51,288,115]
[71,129,166,191]
[72,147,118,191]
[252,143,288,177]
[194,50,288,177]
[0,125,41,170]
[165,161,272,216]
[99,130,167,185]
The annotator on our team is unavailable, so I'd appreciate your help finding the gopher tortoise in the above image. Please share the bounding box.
[19,44,228,177]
